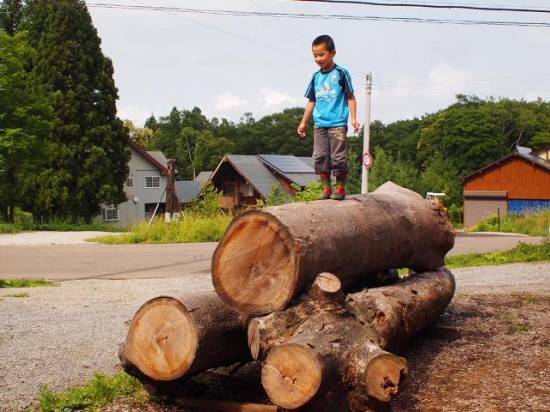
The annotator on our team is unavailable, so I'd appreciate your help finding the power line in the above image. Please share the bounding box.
[293,0,550,14]
[85,3,550,28]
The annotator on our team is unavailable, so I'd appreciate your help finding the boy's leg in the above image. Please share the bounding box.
[313,127,332,199]
[327,127,349,200]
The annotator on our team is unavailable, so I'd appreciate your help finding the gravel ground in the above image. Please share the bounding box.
[0,232,548,411]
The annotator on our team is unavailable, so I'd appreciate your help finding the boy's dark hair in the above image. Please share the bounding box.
[312,35,335,51]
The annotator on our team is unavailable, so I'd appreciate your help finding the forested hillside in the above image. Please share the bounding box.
[129,96,550,220]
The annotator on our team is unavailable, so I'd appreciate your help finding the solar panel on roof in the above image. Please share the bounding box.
[259,154,314,173]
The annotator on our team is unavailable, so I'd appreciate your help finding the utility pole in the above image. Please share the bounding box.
[361,73,372,194]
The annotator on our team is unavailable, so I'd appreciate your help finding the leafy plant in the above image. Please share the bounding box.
[0,279,56,288]
[37,372,146,412]
[264,182,293,206]
[445,240,550,268]
[468,209,550,236]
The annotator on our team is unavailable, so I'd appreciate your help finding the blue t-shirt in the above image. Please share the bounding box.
[304,65,354,128]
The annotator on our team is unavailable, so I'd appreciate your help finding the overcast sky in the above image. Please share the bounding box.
[86,0,550,129]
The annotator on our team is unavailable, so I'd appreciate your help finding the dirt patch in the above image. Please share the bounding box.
[102,291,549,412]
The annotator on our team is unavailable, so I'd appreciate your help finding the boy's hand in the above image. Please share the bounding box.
[297,123,307,138]
[351,119,360,134]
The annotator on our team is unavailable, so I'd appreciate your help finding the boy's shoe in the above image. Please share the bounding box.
[319,188,332,200]
[330,173,347,200]
[318,173,332,200]
[330,187,345,200]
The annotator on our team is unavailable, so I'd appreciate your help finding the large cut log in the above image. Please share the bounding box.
[119,291,251,392]
[250,269,455,410]
[212,182,455,314]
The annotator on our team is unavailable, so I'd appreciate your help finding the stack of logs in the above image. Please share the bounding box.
[119,182,456,411]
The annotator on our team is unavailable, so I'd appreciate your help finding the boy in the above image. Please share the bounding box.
[298,35,359,200]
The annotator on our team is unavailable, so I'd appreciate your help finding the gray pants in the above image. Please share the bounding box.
[313,126,349,177]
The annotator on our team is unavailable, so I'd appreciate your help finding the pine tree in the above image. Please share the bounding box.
[24,0,129,221]
[0,0,23,35]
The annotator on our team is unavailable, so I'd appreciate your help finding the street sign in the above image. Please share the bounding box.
[362,152,373,168]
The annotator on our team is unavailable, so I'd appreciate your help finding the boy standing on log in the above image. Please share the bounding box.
[298,35,360,200]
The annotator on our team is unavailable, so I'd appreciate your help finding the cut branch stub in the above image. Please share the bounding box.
[262,343,323,410]
[212,182,455,314]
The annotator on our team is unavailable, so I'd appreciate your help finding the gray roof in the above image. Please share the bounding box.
[258,154,318,188]
[258,154,314,173]
[146,151,168,168]
[225,155,279,198]
[175,180,202,203]
[195,171,212,183]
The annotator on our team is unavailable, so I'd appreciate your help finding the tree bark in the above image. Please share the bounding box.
[212,182,455,314]
[251,269,455,410]
[119,291,251,392]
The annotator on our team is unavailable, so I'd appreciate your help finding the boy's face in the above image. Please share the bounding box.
[312,43,336,72]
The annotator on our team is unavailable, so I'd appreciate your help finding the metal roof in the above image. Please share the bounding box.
[174,180,202,203]
[258,154,318,188]
[225,155,280,198]
[258,154,314,174]
[146,151,169,168]
[195,171,212,183]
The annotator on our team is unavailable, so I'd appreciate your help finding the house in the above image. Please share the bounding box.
[206,154,318,209]
[97,141,171,226]
[462,145,550,227]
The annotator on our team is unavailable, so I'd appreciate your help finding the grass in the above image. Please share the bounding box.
[467,209,550,236]
[94,214,233,244]
[0,279,57,288]
[4,292,30,297]
[32,372,148,412]
[445,240,550,268]
[0,221,126,235]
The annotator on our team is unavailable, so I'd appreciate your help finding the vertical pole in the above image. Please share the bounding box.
[361,73,372,194]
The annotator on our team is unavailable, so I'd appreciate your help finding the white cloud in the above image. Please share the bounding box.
[259,87,300,109]
[428,64,473,89]
[215,93,247,111]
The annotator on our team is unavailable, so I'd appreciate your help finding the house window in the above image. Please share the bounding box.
[126,178,133,187]
[145,176,160,188]
[102,208,119,222]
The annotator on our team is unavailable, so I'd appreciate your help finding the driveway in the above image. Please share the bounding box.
[0,231,546,280]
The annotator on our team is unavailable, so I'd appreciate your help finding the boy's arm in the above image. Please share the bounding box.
[347,93,360,134]
[297,99,315,138]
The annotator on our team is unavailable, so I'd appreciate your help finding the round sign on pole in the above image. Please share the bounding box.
[362,152,373,168]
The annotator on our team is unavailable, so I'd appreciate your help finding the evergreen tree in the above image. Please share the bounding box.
[0,0,23,35]
[24,0,129,221]
[0,30,54,220]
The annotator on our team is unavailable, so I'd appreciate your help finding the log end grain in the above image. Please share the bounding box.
[212,212,299,314]
[119,296,198,381]
[261,344,322,409]
[365,353,409,402]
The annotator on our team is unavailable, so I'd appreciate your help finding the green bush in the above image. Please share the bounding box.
[38,372,145,412]
[468,209,550,236]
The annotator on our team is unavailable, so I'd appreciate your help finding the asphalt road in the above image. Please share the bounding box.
[0,232,546,280]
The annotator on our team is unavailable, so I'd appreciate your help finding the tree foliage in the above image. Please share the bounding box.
[0,30,54,220]
[20,0,129,221]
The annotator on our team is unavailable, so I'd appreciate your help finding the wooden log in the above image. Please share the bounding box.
[212,182,455,314]
[345,267,456,350]
[250,274,407,410]
[251,269,455,410]
[174,398,280,412]
[119,291,251,390]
